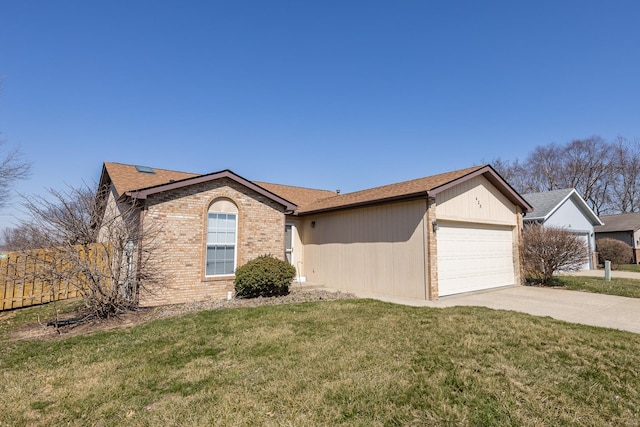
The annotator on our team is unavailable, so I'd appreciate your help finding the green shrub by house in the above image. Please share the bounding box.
[234,255,296,298]
[597,238,633,266]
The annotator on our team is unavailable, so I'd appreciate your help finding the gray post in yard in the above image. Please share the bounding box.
[604,260,611,282]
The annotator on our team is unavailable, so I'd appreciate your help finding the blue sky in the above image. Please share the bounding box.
[1,1,640,230]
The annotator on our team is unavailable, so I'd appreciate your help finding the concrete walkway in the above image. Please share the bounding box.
[351,285,640,334]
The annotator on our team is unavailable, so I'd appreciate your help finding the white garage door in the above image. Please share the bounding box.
[437,222,515,296]
[576,233,591,270]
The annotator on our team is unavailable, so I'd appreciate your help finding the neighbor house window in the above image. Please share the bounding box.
[206,199,238,276]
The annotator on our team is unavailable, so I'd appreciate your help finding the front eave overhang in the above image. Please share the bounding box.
[295,191,430,216]
[120,169,298,212]
[296,166,533,216]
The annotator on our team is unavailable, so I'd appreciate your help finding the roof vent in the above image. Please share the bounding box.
[135,165,155,174]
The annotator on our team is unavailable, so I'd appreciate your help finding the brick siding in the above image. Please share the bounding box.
[426,197,438,300]
[138,178,286,306]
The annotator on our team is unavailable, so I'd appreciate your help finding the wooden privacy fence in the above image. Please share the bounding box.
[0,244,110,311]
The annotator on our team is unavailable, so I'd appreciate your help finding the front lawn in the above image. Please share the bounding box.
[554,275,640,298]
[1,299,639,426]
[613,264,640,273]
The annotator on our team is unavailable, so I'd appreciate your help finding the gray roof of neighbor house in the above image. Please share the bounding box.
[522,188,603,226]
[595,213,640,233]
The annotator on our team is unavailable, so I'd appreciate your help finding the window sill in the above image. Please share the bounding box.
[203,275,235,282]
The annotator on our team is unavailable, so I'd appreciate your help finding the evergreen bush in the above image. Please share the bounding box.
[234,255,296,298]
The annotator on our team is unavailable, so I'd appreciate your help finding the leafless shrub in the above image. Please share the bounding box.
[523,224,588,285]
[16,183,165,319]
[596,238,633,266]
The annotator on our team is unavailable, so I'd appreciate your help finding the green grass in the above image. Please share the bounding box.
[1,300,640,426]
[612,264,640,273]
[555,275,640,298]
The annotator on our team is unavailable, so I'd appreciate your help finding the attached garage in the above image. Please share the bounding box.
[437,222,515,296]
[295,165,533,301]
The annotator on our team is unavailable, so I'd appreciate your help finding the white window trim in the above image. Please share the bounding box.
[205,211,238,277]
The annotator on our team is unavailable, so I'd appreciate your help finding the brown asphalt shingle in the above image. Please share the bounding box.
[104,162,197,196]
[103,162,335,208]
[296,165,486,214]
[254,182,337,208]
[102,163,519,215]
[596,213,640,232]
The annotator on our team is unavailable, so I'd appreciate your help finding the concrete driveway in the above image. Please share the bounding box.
[351,285,640,334]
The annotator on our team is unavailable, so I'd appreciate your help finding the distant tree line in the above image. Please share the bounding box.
[492,135,640,215]
[0,141,30,212]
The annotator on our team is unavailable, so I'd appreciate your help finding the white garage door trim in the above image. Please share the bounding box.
[437,221,515,296]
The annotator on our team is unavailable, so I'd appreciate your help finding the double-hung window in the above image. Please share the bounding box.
[206,199,237,276]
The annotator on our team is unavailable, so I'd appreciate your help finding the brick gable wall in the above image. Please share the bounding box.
[139,177,286,306]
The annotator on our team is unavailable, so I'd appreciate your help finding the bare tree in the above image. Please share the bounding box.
[17,183,165,319]
[489,135,636,215]
[490,157,529,193]
[523,224,589,285]
[611,137,640,213]
[0,141,31,211]
[561,137,613,215]
[526,143,564,193]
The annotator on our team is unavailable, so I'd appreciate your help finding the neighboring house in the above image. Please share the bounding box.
[595,213,640,264]
[522,188,603,270]
[98,162,532,306]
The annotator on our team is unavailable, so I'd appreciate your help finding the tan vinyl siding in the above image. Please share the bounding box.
[301,200,428,299]
[436,175,517,225]
[285,217,305,279]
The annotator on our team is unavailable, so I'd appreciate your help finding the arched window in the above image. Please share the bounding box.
[206,198,238,276]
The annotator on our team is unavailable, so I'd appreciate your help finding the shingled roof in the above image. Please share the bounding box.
[100,162,531,215]
[297,164,532,214]
[522,188,603,225]
[100,162,334,209]
[254,182,337,208]
[101,162,197,196]
[596,213,640,233]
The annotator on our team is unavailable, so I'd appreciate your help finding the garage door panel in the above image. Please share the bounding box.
[438,222,515,296]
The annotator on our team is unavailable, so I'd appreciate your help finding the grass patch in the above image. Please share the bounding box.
[1,300,639,426]
[555,275,640,298]
[612,264,640,273]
